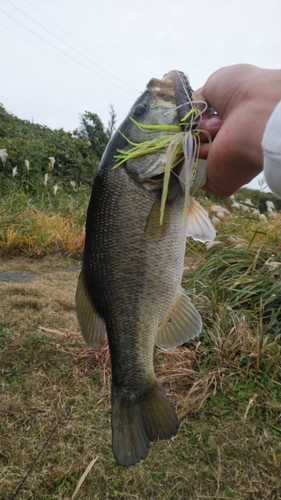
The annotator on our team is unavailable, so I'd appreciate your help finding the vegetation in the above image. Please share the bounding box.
[0,103,116,194]
[204,187,281,214]
[73,104,117,158]
[0,106,280,499]
[0,104,115,255]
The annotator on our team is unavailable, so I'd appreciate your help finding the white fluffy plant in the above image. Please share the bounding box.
[0,149,8,164]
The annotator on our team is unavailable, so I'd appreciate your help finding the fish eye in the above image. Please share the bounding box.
[133,103,148,117]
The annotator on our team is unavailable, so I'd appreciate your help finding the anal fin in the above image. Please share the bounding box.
[75,269,106,348]
[155,289,202,350]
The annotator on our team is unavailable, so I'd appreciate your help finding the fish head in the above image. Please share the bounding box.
[119,86,179,190]
[98,70,215,240]
[100,70,203,187]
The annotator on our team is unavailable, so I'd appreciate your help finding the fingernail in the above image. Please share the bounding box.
[205,115,221,127]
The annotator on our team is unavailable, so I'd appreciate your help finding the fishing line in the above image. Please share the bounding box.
[3,0,140,94]
[0,8,137,98]
[9,399,75,500]
[22,0,141,90]
[0,22,132,101]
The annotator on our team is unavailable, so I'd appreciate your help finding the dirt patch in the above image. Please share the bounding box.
[0,255,81,283]
[0,271,37,283]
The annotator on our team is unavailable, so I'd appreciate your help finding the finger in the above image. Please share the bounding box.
[199,114,222,136]
[198,142,210,159]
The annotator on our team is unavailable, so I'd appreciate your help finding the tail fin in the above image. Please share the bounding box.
[111,380,179,466]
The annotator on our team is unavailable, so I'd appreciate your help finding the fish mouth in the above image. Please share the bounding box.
[147,70,201,130]
[121,70,207,194]
[145,160,184,192]
[145,70,203,185]
[163,70,194,129]
[150,161,183,181]
[165,70,207,130]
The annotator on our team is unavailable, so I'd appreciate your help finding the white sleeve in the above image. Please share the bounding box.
[262,100,281,197]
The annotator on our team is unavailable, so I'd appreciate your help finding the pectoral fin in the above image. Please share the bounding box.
[75,270,106,348]
[186,198,216,242]
[155,290,202,350]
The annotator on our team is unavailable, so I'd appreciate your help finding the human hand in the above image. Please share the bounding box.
[197,64,281,197]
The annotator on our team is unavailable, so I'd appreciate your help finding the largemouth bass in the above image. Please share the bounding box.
[76,70,215,466]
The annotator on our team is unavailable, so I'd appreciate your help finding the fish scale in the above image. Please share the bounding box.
[76,70,214,466]
[84,166,185,386]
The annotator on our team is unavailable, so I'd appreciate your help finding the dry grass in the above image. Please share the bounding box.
[0,206,85,256]
[1,210,281,499]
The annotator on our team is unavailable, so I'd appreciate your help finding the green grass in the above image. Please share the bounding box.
[0,197,281,499]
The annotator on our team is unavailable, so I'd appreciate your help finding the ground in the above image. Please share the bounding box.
[1,255,280,500]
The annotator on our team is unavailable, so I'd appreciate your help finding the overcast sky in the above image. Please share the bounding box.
[1,0,280,191]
